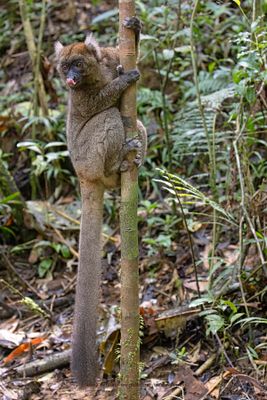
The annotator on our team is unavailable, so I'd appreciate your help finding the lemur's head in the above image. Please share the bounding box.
[55,34,102,89]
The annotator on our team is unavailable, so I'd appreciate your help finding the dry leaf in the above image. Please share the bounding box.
[3,337,45,364]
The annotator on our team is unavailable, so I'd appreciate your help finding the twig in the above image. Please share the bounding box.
[51,206,117,242]
[153,288,173,299]
[16,350,71,376]
[189,0,217,200]
[158,1,182,171]
[162,0,182,94]
[172,185,201,298]
[153,49,172,169]
[0,278,50,319]
[33,0,48,120]
[214,332,233,368]
[210,114,220,268]
[195,353,217,376]
[53,227,79,259]
[163,386,183,400]
[1,253,41,299]
[237,215,250,321]
[233,134,267,277]
[18,0,48,117]
[50,207,80,225]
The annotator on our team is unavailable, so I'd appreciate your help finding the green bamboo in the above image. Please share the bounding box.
[119,1,140,399]
[18,0,48,118]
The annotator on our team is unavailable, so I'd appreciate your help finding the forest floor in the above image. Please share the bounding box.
[1,210,266,400]
[1,201,266,399]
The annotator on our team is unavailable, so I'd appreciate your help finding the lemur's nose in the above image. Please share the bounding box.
[66,78,76,87]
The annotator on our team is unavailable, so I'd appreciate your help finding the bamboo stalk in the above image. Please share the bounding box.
[119,1,140,399]
[19,0,48,117]
[19,0,49,198]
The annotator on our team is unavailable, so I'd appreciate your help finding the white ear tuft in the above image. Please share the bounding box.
[84,33,101,61]
[54,41,64,57]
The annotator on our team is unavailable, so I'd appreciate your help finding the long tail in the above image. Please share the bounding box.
[71,182,104,387]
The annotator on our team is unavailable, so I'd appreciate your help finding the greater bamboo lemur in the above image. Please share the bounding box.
[55,17,146,387]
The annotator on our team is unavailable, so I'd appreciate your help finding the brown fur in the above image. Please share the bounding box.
[56,35,146,387]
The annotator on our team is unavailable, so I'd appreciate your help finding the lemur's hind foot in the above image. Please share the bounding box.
[120,138,142,172]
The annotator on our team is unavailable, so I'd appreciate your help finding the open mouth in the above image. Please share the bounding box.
[66,78,79,87]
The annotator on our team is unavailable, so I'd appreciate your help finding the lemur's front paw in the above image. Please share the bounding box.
[116,64,124,76]
[124,69,140,83]
[117,66,140,82]
[123,16,142,33]
[120,138,143,172]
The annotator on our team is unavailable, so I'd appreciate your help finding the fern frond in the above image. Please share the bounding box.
[156,168,237,225]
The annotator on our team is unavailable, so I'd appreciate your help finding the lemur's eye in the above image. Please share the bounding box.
[76,61,83,68]
[62,64,68,72]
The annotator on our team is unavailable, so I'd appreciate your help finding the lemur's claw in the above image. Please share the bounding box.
[125,138,142,149]
[116,64,124,75]
[120,138,143,171]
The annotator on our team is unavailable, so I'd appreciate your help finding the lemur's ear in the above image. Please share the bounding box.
[55,41,64,57]
[85,33,101,61]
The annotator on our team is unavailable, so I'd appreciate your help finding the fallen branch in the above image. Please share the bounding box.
[16,350,71,377]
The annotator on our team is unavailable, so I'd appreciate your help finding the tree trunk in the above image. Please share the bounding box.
[119,1,140,399]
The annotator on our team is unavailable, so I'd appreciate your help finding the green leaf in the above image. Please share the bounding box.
[17,141,42,154]
[0,192,20,204]
[206,314,225,335]
[174,45,190,54]
[51,243,61,253]
[162,49,174,60]
[199,309,218,317]
[0,226,16,238]
[34,240,52,249]
[238,317,267,326]
[246,345,258,359]
[189,295,213,307]
[221,300,237,313]
[92,8,118,24]
[38,258,53,278]
[45,152,61,162]
[140,34,158,42]
[32,155,47,176]
[230,313,244,325]
[143,238,157,245]
[245,86,256,103]
[61,244,71,258]
[157,169,236,225]
[233,69,247,84]
[44,142,67,149]
[155,234,172,247]
[209,260,223,279]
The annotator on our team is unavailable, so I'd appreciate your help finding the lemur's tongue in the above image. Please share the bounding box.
[66,78,76,87]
